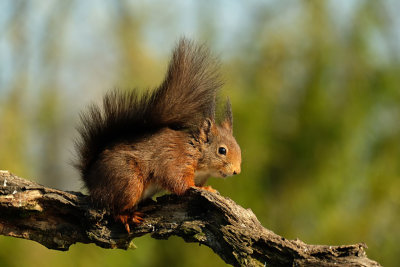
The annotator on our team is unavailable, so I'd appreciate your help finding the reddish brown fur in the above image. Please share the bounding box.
[76,39,241,232]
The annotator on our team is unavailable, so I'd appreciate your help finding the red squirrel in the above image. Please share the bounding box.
[75,39,242,232]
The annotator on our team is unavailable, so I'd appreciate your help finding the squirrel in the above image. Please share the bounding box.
[75,38,242,232]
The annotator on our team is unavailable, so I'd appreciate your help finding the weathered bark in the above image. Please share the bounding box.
[0,170,380,266]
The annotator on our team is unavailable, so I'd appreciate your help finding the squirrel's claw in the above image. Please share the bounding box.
[115,214,131,233]
[115,211,145,233]
[131,211,145,224]
[124,223,130,233]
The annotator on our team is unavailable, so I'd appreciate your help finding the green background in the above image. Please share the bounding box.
[1,1,399,266]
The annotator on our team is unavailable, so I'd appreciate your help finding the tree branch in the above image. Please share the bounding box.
[0,170,380,266]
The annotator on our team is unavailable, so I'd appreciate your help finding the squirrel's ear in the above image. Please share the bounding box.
[199,118,215,143]
[220,98,233,132]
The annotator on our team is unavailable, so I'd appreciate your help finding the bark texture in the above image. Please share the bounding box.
[0,170,380,266]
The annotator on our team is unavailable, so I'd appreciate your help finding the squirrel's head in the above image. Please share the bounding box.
[197,99,241,178]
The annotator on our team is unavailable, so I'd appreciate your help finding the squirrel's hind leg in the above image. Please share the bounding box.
[111,156,146,233]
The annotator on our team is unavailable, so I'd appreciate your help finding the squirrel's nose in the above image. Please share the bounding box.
[233,169,240,175]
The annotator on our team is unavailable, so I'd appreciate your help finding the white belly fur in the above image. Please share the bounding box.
[194,170,212,186]
[141,183,162,200]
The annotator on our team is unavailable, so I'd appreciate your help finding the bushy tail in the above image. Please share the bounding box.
[148,38,222,128]
[75,38,222,176]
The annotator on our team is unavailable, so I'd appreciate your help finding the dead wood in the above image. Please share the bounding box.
[0,170,380,266]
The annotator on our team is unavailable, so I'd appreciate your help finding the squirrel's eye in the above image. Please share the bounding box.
[218,147,227,155]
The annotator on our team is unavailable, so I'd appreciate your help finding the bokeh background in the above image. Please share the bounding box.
[1,0,399,266]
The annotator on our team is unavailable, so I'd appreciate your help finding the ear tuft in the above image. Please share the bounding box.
[221,98,233,132]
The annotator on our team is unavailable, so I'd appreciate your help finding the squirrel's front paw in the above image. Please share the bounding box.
[192,185,218,193]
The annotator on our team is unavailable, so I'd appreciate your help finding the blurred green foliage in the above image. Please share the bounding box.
[1,1,399,266]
